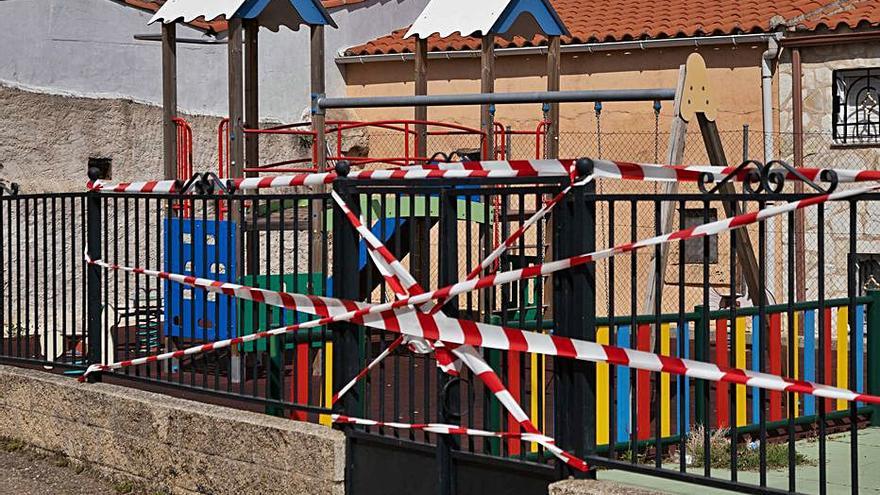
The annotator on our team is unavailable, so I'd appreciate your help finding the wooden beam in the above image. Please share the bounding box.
[697,115,763,306]
[543,36,561,319]
[414,37,428,160]
[244,20,259,177]
[481,35,495,160]
[162,23,178,180]
[641,65,689,315]
[545,35,561,159]
[310,24,327,280]
[311,25,327,172]
[411,37,430,286]
[792,47,806,304]
[227,18,244,178]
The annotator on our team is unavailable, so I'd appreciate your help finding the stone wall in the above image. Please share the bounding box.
[777,36,880,301]
[0,364,345,495]
[0,83,314,193]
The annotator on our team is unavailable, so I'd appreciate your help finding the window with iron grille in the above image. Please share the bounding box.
[682,208,718,264]
[833,68,880,145]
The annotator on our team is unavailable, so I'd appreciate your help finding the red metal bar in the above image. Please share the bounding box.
[769,313,783,421]
[218,118,230,178]
[637,324,651,440]
[290,342,310,421]
[535,121,548,159]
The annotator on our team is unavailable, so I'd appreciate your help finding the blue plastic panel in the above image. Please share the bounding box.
[164,218,237,341]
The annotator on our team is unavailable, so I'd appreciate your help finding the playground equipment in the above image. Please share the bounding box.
[0,1,867,494]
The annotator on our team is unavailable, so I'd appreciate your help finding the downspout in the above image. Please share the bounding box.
[762,35,780,303]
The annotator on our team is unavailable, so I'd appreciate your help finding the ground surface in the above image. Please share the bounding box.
[600,427,880,494]
[0,439,147,495]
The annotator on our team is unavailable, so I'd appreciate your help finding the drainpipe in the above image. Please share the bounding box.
[762,35,780,303]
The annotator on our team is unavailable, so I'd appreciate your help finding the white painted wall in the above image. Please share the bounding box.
[0,0,426,121]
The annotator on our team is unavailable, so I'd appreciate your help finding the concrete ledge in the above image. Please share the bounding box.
[550,479,667,495]
[0,365,345,495]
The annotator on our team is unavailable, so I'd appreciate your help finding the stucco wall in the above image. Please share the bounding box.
[0,0,429,122]
[0,364,345,495]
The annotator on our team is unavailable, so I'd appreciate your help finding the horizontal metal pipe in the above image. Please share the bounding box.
[336,33,779,64]
[317,88,675,110]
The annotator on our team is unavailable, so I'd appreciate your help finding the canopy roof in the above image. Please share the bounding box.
[404,0,568,39]
[149,0,337,31]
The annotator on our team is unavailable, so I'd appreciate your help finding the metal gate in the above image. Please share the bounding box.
[329,173,596,495]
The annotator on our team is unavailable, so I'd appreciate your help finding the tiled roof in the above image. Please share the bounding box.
[344,0,880,56]
[118,0,367,33]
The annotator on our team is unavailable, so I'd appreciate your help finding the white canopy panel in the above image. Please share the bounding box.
[149,0,244,25]
[404,0,511,39]
[148,0,336,31]
[404,0,567,39]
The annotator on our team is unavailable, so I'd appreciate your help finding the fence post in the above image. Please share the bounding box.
[331,168,364,418]
[554,159,596,477]
[693,305,707,427]
[86,160,106,373]
[867,289,880,426]
[437,187,461,495]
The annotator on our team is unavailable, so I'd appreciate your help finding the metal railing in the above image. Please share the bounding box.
[1,164,879,494]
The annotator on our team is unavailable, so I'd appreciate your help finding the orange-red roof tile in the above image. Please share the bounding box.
[344,0,880,56]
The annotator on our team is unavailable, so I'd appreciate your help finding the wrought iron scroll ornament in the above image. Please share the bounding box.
[697,159,839,195]
[172,172,231,195]
[0,179,19,196]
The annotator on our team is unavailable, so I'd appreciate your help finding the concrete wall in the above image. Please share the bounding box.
[0,0,429,121]
[0,364,345,495]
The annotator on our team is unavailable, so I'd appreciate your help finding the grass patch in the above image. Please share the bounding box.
[0,437,24,452]
[113,481,135,494]
[684,425,814,471]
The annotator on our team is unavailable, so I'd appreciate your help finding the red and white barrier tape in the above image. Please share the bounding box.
[406,159,880,185]
[332,414,587,472]
[331,190,548,457]
[87,159,880,195]
[329,189,460,375]
[431,174,593,315]
[87,245,880,407]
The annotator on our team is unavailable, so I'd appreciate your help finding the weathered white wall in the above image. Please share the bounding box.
[0,0,428,122]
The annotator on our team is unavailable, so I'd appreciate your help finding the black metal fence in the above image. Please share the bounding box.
[1,167,879,495]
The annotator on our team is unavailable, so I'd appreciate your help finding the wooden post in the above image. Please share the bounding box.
[310,25,326,278]
[641,66,688,315]
[792,47,806,304]
[414,37,428,159]
[545,35,561,159]
[544,35,561,318]
[411,36,429,286]
[227,18,244,384]
[162,23,178,180]
[697,115,762,305]
[481,35,495,160]
[311,25,327,172]
[227,18,245,178]
[244,20,259,177]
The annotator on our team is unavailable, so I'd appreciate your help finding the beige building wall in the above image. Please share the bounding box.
[342,44,772,315]
[341,44,768,165]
